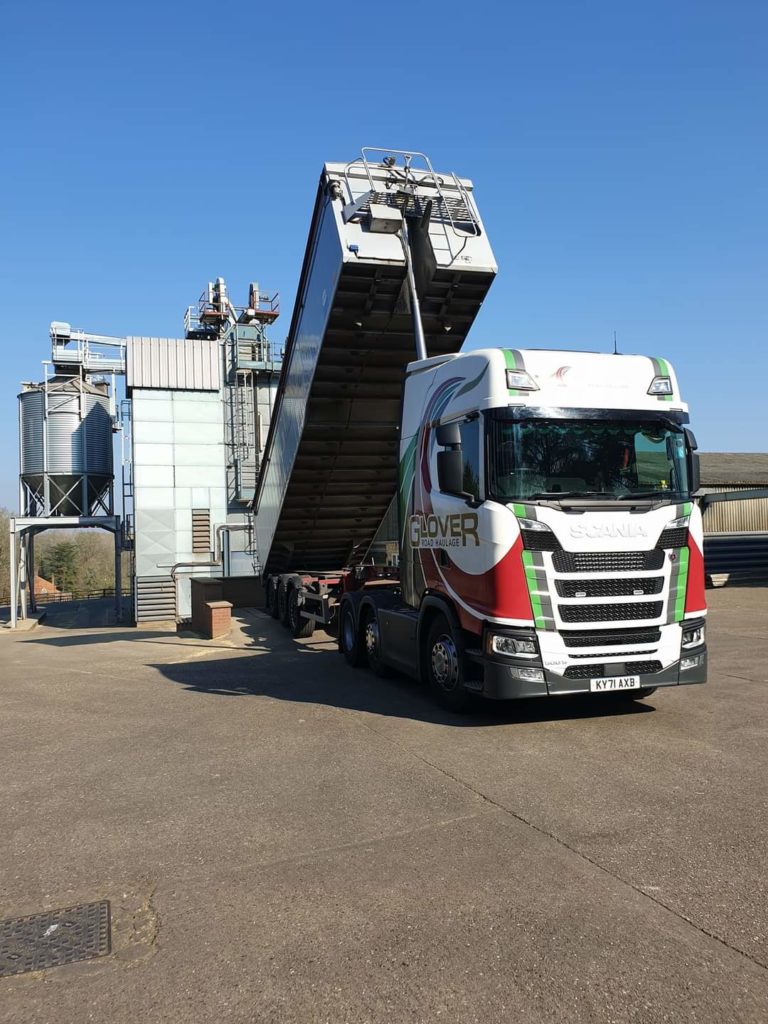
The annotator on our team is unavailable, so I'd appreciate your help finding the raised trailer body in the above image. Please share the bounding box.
[253,151,497,578]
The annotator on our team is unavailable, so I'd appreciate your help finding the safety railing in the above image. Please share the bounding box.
[342,147,481,237]
[33,587,133,605]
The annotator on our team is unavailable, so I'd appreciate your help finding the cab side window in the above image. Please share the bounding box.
[459,418,481,499]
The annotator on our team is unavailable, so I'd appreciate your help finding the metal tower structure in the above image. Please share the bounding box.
[9,325,127,628]
[183,279,283,574]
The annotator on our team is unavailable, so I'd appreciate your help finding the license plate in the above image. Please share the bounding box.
[590,675,640,692]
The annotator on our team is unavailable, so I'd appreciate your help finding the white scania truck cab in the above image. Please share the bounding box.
[366,345,706,708]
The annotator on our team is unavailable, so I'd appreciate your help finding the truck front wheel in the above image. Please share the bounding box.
[424,614,471,713]
[340,604,364,667]
[628,687,657,700]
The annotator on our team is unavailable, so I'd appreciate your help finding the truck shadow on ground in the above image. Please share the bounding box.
[151,614,656,728]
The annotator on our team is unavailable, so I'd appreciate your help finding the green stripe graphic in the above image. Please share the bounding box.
[674,548,689,621]
[522,549,554,630]
[667,547,690,622]
[652,356,674,402]
[504,349,526,396]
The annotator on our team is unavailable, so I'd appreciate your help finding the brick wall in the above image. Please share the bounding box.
[206,600,232,639]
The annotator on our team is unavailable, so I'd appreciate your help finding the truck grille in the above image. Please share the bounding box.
[521,529,562,551]
[552,550,665,573]
[563,660,663,680]
[657,528,688,549]
[561,627,661,647]
[559,601,663,623]
[556,577,664,598]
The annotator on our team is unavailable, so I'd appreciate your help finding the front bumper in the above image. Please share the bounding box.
[480,646,707,701]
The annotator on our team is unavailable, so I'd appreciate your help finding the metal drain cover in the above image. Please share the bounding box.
[0,900,110,977]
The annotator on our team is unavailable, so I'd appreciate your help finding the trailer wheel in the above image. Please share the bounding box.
[277,581,291,627]
[265,578,277,615]
[424,614,471,713]
[362,608,390,677]
[340,603,364,667]
[288,587,314,639]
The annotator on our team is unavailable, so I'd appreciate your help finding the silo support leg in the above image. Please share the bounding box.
[28,533,36,612]
[19,537,28,622]
[9,527,17,630]
[114,530,122,623]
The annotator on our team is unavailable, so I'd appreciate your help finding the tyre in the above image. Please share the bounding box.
[609,686,657,701]
[269,578,281,619]
[277,581,290,627]
[424,613,471,712]
[631,686,657,700]
[288,587,314,639]
[265,577,277,616]
[340,603,364,667]
[362,608,390,677]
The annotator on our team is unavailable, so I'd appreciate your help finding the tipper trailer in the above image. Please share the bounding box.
[254,148,707,710]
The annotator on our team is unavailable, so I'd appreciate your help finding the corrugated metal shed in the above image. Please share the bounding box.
[700,487,768,533]
[698,453,768,532]
[126,337,220,392]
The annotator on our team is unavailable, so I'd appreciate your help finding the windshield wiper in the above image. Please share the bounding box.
[616,490,681,500]
[526,490,619,500]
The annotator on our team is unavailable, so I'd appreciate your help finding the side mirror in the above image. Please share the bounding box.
[437,450,464,496]
[684,428,700,493]
[689,451,701,494]
[435,421,461,447]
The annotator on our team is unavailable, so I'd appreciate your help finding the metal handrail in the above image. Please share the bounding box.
[342,147,480,238]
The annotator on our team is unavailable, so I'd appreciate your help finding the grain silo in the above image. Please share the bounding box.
[19,374,114,517]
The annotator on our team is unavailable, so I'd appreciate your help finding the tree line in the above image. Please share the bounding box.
[1,508,124,604]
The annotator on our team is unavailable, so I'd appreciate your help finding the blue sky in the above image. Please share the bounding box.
[1,0,766,509]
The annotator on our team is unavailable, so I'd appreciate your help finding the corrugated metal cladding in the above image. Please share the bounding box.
[127,337,220,392]
[700,487,768,533]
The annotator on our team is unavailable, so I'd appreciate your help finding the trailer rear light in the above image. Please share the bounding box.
[648,376,673,395]
[506,369,539,391]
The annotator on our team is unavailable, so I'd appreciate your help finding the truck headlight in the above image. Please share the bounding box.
[667,514,690,530]
[682,623,705,649]
[517,517,552,532]
[489,634,538,657]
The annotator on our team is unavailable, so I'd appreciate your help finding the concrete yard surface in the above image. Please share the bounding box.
[0,588,767,1023]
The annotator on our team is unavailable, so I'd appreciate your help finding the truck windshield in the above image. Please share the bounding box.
[487,416,690,502]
